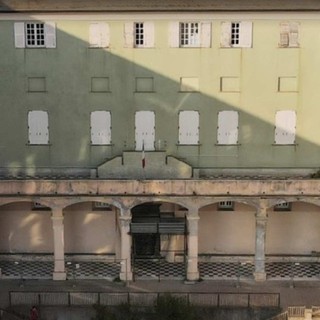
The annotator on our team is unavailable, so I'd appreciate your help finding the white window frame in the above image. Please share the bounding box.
[89,22,110,48]
[218,201,234,211]
[279,22,299,48]
[178,110,200,145]
[220,21,252,48]
[90,111,112,145]
[169,21,211,48]
[124,22,154,48]
[135,111,155,151]
[180,22,200,47]
[217,111,239,145]
[274,110,296,145]
[28,110,49,145]
[14,21,56,48]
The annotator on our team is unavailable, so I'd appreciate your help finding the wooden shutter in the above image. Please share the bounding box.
[289,22,299,47]
[169,22,180,47]
[200,22,211,48]
[239,21,252,48]
[28,111,49,144]
[178,111,199,145]
[220,22,231,47]
[45,22,56,48]
[217,111,239,144]
[135,111,155,151]
[91,111,111,145]
[124,22,134,47]
[275,110,296,144]
[144,22,154,48]
[14,22,25,48]
[279,22,290,47]
[89,23,110,48]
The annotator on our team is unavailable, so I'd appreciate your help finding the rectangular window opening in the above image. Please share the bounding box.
[231,22,240,45]
[26,23,45,47]
[218,201,234,211]
[135,22,144,47]
[180,22,200,47]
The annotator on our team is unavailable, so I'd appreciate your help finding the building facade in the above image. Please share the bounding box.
[0,0,320,282]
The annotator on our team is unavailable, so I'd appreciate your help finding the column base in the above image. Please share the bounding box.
[187,271,200,281]
[120,272,133,282]
[53,272,67,281]
[254,271,266,282]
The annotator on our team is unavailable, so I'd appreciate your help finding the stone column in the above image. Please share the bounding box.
[119,210,133,281]
[51,208,66,280]
[254,201,268,281]
[186,210,200,281]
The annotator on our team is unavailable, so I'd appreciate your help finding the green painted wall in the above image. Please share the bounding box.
[0,14,319,174]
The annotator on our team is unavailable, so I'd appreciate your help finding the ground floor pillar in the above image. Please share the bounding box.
[51,208,66,280]
[119,211,133,281]
[254,200,268,281]
[186,210,200,281]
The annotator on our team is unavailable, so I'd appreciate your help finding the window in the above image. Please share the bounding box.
[32,202,49,210]
[124,22,154,48]
[14,22,56,48]
[89,23,110,48]
[90,111,111,145]
[279,22,299,48]
[218,201,234,211]
[274,202,291,211]
[217,111,239,145]
[178,111,199,145]
[180,22,200,47]
[169,22,211,48]
[28,111,49,145]
[274,110,296,145]
[220,21,252,48]
[92,202,112,210]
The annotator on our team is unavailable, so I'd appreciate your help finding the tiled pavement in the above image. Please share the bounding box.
[1,259,320,281]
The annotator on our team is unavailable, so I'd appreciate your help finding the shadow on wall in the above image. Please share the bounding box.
[0,10,319,176]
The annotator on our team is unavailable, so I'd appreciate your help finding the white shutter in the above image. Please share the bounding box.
[275,110,296,145]
[220,22,231,47]
[89,23,100,47]
[91,111,111,145]
[289,22,299,47]
[89,23,110,48]
[217,111,239,144]
[169,22,180,48]
[14,22,25,48]
[135,111,155,151]
[28,111,49,144]
[279,22,290,47]
[100,23,110,48]
[144,22,154,48]
[239,21,252,48]
[179,111,199,145]
[45,22,56,48]
[124,22,134,47]
[200,22,211,48]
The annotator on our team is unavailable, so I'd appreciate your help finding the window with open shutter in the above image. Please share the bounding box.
[217,111,239,144]
[135,111,155,150]
[89,23,110,48]
[178,111,199,145]
[274,110,296,145]
[28,111,49,145]
[124,22,154,48]
[220,21,252,48]
[91,111,111,145]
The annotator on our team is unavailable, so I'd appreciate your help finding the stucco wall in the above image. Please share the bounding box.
[64,203,116,254]
[266,202,320,255]
[199,203,255,254]
[0,202,53,253]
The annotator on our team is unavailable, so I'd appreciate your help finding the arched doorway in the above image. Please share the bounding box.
[130,202,187,279]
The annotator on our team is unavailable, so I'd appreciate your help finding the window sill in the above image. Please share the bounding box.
[176,144,201,146]
[272,143,297,146]
[91,144,114,146]
[27,143,51,146]
[134,91,156,93]
[215,144,240,146]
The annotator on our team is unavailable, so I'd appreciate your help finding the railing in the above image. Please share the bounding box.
[9,291,280,308]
